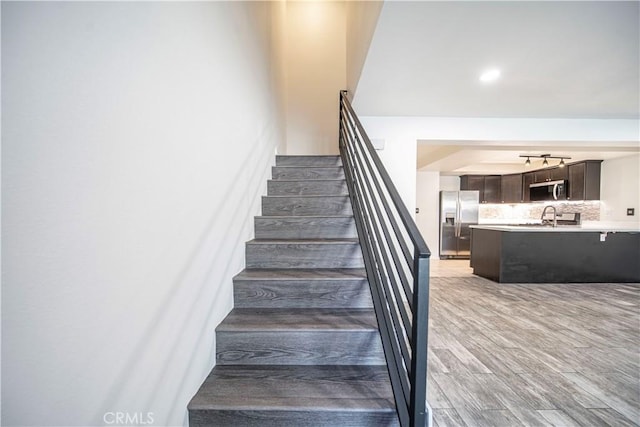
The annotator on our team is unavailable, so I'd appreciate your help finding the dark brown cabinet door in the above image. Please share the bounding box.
[534,169,551,182]
[568,161,601,200]
[460,175,485,191]
[501,174,523,203]
[568,163,586,200]
[483,176,502,203]
[534,166,566,182]
[550,166,568,180]
[522,172,535,202]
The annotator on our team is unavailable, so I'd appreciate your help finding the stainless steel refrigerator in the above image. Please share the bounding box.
[439,191,479,259]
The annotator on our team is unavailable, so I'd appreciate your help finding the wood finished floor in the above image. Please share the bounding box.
[428,259,640,427]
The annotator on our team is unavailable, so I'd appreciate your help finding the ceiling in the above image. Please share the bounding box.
[353,1,640,175]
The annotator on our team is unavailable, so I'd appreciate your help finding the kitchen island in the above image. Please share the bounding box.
[470,224,640,283]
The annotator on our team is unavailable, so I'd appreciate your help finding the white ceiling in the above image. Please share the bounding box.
[353,1,640,174]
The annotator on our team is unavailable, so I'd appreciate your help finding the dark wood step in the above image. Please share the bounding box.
[233,268,372,308]
[272,166,345,180]
[275,155,342,167]
[215,308,385,365]
[188,365,398,427]
[262,195,352,216]
[246,239,364,269]
[267,179,348,196]
[255,215,357,239]
[234,268,367,281]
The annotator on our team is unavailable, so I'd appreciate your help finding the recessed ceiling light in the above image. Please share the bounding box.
[479,68,501,83]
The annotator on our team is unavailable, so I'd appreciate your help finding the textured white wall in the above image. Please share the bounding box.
[601,154,640,222]
[2,2,283,426]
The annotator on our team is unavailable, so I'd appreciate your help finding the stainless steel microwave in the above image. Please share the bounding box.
[529,180,567,201]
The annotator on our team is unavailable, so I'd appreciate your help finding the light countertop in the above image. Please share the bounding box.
[471,222,640,233]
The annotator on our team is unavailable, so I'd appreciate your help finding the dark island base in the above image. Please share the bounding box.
[471,229,640,283]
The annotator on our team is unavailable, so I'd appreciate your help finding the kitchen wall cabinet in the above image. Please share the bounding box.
[500,173,523,203]
[460,175,501,203]
[522,172,535,202]
[535,166,567,182]
[568,160,602,200]
[460,160,601,203]
[484,175,502,203]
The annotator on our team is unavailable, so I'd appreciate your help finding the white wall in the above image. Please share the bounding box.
[600,154,640,222]
[374,137,418,216]
[284,0,346,155]
[358,118,419,215]
[416,172,440,257]
[2,2,284,426]
[346,1,383,97]
[439,176,460,192]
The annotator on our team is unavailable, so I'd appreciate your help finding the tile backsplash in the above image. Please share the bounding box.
[479,201,601,223]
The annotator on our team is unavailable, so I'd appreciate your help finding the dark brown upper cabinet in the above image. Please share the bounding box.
[522,172,535,202]
[483,175,502,203]
[460,175,501,203]
[567,160,602,200]
[461,160,601,204]
[535,166,568,182]
[500,173,523,203]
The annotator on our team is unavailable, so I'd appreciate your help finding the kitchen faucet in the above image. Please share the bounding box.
[541,205,557,227]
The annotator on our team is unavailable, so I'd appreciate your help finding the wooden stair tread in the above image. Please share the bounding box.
[234,268,366,281]
[268,178,346,182]
[247,238,360,244]
[255,214,353,219]
[217,308,378,332]
[263,194,349,198]
[188,365,394,412]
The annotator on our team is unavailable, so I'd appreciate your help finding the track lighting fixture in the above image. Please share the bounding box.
[519,154,571,168]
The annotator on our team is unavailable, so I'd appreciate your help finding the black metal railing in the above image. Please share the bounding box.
[339,90,431,427]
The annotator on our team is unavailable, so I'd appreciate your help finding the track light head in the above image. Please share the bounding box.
[559,158,565,168]
[542,158,549,166]
[525,157,531,167]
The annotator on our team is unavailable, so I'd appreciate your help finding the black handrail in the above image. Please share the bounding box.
[339,91,431,427]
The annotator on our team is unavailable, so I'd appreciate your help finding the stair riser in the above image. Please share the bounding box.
[233,280,373,308]
[246,243,364,269]
[267,180,348,196]
[276,155,342,167]
[262,196,352,216]
[190,410,399,427]
[272,167,345,180]
[216,331,385,365]
[255,217,357,239]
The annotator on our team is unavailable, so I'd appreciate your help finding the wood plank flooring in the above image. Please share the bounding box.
[428,259,639,427]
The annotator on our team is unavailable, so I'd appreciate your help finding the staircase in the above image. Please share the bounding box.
[188,155,399,426]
